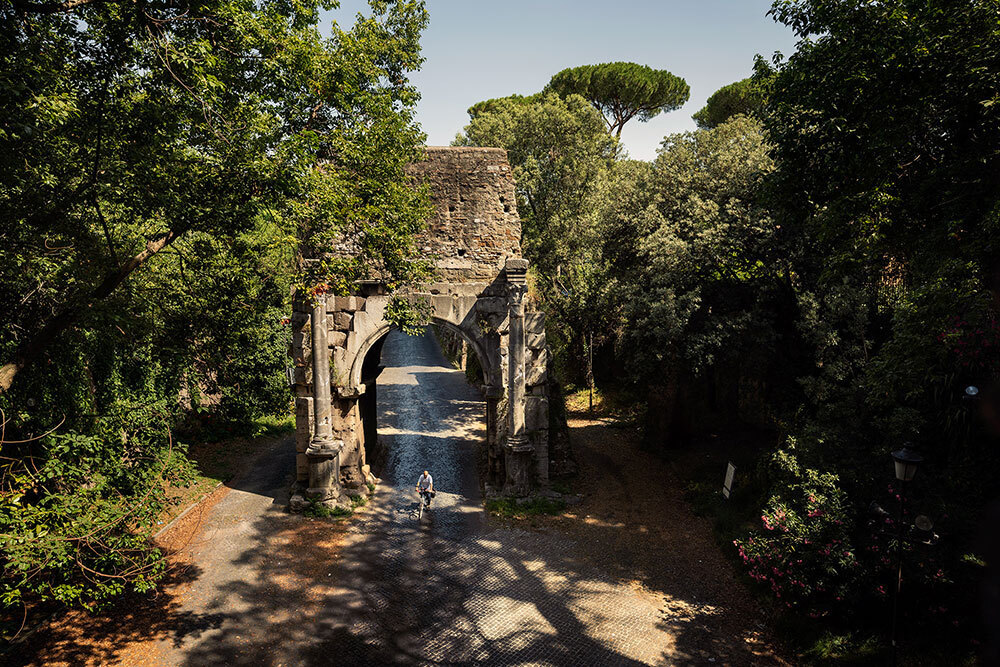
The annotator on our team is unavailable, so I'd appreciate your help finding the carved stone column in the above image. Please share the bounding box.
[306,294,343,503]
[504,259,532,495]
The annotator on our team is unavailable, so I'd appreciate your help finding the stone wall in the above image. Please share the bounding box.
[407,147,521,283]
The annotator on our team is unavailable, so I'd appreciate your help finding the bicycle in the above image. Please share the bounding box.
[416,489,433,519]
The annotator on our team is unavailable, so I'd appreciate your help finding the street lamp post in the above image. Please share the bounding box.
[889,444,924,667]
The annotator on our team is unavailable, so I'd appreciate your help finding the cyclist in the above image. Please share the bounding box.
[415,470,434,508]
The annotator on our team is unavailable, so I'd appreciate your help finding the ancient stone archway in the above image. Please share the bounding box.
[289,147,553,509]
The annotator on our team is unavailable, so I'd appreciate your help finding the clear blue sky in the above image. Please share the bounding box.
[322,1,798,161]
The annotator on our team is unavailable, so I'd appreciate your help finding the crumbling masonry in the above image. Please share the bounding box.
[289,147,556,508]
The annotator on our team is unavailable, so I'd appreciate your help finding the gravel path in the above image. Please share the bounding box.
[13,328,783,666]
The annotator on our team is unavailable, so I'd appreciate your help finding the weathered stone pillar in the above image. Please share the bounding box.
[504,259,533,495]
[306,294,343,503]
[483,385,503,490]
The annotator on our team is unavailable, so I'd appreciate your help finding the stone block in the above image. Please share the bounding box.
[332,311,353,330]
[293,365,311,386]
[295,453,309,480]
[291,326,311,361]
[365,295,389,322]
[526,347,547,386]
[332,347,350,383]
[525,311,545,334]
[329,295,365,312]
[332,403,357,432]
[291,341,311,368]
[532,430,549,484]
[351,308,378,339]
[295,395,313,418]
[430,294,453,321]
[476,297,506,314]
[526,332,545,350]
[505,257,529,272]
[330,330,347,348]
[525,395,549,431]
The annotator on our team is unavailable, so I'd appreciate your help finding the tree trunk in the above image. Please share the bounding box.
[587,329,594,414]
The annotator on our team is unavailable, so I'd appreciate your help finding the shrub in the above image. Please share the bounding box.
[735,440,862,616]
[0,430,195,613]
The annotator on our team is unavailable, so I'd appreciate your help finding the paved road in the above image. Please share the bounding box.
[62,328,754,666]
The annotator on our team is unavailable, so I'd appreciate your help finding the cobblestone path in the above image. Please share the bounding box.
[251,328,674,665]
[16,328,780,666]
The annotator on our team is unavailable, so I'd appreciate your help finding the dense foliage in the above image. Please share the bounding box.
[602,116,779,391]
[0,0,428,622]
[735,0,1000,652]
[692,77,767,129]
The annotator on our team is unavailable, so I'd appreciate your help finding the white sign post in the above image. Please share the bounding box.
[722,462,736,499]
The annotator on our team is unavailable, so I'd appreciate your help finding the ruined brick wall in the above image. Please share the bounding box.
[407,147,521,283]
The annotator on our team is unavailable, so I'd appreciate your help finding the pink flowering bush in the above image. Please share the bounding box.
[735,440,861,614]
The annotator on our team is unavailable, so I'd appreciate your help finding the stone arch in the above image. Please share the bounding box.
[289,147,560,510]
[347,313,494,391]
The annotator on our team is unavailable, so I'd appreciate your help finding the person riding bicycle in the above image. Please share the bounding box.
[415,470,434,507]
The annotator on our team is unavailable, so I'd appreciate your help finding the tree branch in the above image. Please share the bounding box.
[0,226,187,393]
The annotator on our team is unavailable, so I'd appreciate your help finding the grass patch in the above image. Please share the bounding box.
[485,496,566,519]
[301,493,369,520]
[250,413,295,438]
[799,629,882,665]
[303,500,352,519]
[563,384,640,424]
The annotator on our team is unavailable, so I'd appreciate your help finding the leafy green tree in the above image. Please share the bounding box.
[0,0,429,616]
[455,92,618,383]
[731,0,1000,649]
[761,0,1000,478]
[466,93,542,121]
[546,62,690,137]
[0,0,429,393]
[692,77,767,128]
[603,115,779,391]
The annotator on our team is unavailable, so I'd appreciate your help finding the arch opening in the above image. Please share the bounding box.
[348,316,493,392]
[356,325,489,494]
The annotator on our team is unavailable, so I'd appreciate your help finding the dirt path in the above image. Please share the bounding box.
[12,329,783,666]
[534,418,785,665]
